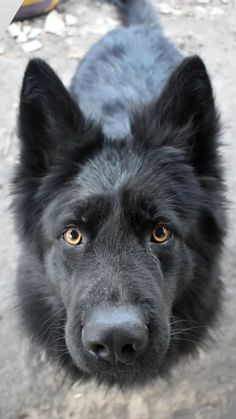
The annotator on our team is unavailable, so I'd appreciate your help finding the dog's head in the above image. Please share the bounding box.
[13,57,225,388]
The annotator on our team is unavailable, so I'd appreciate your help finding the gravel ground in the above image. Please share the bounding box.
[0,1,236,418]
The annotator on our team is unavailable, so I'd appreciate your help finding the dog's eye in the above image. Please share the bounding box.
[151,225,171,244]
[63,227,82,246]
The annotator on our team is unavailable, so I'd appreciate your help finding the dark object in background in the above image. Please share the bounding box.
[13,0,226,388]
[14,0,59,21]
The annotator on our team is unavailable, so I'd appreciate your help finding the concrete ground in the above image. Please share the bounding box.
[0,0,236,418]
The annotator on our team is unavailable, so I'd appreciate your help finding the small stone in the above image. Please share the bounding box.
[66,37,75,46]
[159,3,174,15]
[65,14,78,26]
[195,6,208,16]
[74,393,82,399]
[7,23,22,38]
[21,39,42,53]
[16,33,29,44]
[28,28,42,39]
[172,9,184,16]
[22,25,31,36]
[44,10,66,37]
[197,0,209,4]
[221,0,230,3]
[0,44,5,55]
[210,7,225,15]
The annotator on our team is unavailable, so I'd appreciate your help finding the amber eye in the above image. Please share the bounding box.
[152,225,171,243]
[63,227,82,246]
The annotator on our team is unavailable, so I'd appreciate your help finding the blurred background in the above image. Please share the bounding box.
[0,0,236,418]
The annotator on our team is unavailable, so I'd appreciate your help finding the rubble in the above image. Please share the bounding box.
[210,7,225,15]
[28,28,42,39]
[16,32,29,44]
[21,39,42,53]
[197,0,209,4]
[7,23,22,38]
[158,3,174,15]
[7,21,43,49]
[44,10,66,37]
[194,6,208,16]
[158,2,185,16]
[0,44,5,55]
[4,0,231,57]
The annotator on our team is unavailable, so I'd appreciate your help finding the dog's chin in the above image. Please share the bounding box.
[72,359,160,388]
[64,325,170,388]
[66,346,166,389]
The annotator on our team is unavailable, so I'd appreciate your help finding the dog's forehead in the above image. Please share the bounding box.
[75,147,143,194]
[74,144,181,199]
[44,143,200,231]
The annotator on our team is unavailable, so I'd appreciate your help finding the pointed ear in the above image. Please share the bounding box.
[134,56,221,177]
[18,59,84,176]
[158,56,220,176]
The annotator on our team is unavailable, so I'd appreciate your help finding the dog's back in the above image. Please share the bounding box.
[71,0,181,139]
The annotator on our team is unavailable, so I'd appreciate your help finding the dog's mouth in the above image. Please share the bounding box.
[69,348,162,387]
[65,333,169,387]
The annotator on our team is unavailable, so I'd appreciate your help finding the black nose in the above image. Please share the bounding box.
[81,306,148,366]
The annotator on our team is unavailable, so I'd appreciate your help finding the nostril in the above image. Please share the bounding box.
[121,344,136,357]
[88,343,115,364]
[90,343,106,357]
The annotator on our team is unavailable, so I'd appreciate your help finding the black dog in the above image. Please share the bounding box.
[13,0,226,388]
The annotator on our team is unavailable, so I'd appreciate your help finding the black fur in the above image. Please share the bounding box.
[13,0,226,388]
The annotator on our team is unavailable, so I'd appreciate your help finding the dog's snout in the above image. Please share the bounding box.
[81,306,148,366]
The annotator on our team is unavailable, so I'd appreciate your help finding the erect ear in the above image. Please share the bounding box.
[134,56,221,177]
[18,59,85,177]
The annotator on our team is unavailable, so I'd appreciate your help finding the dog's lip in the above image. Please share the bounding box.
[84,353,139,371]
[70,345,143,374]
[72,353,161,387]
[73,343,164,373]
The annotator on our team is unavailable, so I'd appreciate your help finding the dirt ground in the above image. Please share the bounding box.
[0,0,236,418]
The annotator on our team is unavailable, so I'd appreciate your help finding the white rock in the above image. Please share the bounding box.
[44,10,66,37]
[28,28,42,39]
[74,393,82,399]
[210,7,225,15]
[66,37,75,46]
[65,14,78,26]
[195,6,208,15]
[221,0,230,3]
[158,3,174,15]
[16,33,29,44]
[22,25,31,36]
[171,8,184,16]
[197,0,209,4]
[0,44,5,55]
[7,23,22,38]
[21,39,42,53]
[9,23,37,44]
